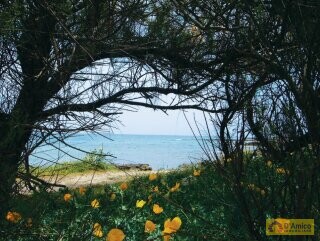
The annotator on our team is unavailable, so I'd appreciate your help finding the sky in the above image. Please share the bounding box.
[114,107,207,136]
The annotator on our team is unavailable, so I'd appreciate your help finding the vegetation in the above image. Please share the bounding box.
[1,0,320,240]
[31,150,117,176]
[3,154,319,241]
[1,0,211,212]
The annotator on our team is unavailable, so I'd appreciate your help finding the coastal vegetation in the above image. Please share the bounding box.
[30,149,117,176]
[1,0,319,240]
[4,152,319,240]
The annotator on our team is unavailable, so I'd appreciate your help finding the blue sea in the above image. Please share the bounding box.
[30,134,204,170]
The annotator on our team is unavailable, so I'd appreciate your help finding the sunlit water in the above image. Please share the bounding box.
[30,134,205,170]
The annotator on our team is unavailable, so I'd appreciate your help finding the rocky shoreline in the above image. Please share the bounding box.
[116,163,152,171]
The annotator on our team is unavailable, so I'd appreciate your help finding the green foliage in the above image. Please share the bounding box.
[3,154,319,240]
[33,149,117,176]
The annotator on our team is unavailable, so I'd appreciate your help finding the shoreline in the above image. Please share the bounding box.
[39,169,171,189]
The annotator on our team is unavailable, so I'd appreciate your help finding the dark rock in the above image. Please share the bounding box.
[117,164,152,171]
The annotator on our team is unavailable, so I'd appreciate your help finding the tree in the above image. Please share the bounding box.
[0,0,201,213]
[173,0,320,147]
[174,1,320,240]
[3,1,318,232]
[1,0,240,214]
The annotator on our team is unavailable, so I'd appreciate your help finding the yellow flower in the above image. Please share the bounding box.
[107,228,125,241]
[163,217,182,234]
[260,189,266,196]
[79,187,86,195]
[145,220,156,233]
[247,184,255,190]
[170,182,180,192]
[162,232,171,241]
[110,193,116,201]
[93,223,103,237]
[267,161,272,167]
[120,182,128,191]
[91,199,100,208]
[94,229,103,238]
[149,173,158,181]
[6,211,22,223]
[276,168,288,174]
[136,200,146,208]
[153,186,159,193]
[94,223,102,229]
[64,193,72,202]
[153,204,163,214]
[193,169,201,176]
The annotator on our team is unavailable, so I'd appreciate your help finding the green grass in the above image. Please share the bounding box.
[30,149,118,176]
[4,154,320,241]
[33,160,117,176]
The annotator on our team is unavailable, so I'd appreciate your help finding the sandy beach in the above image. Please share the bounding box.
[40,169,170,189]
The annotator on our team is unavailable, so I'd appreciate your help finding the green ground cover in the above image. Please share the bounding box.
[3,154,319,241]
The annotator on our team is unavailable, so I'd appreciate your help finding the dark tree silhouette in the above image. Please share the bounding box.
[0,0,235,214]
[2,2,319,237]
[176,1,320,240]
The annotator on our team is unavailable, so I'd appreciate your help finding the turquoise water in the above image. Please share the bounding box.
[31,134,204,170]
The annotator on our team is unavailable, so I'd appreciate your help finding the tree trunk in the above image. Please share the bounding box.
[0,113,33,217]
[0,153,20,216]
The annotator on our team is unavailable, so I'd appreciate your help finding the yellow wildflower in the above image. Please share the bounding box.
[149,173,158,181]
[79,187,86,195]
[163,232,171,241]
[120,182,128,191]
[153,204,163,214]
[145,220,156,233]
[107,228,125,241]
[136,200,146,208]
[110,193,116,201]
[261,189,266,196]
[64,193,72,202]
[6,211,22,223]
[276,168,288,174]
[91,199,100,208]
[94,229,103,238]
[163,217,182,234]
[267,161,272,167]
[170,183,180,192]
[93,223,103,237]
[193,169,201,176]
[247,184,255,190]
[94,223,102,229]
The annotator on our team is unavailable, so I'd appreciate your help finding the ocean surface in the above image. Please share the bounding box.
[30,134,204,170]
